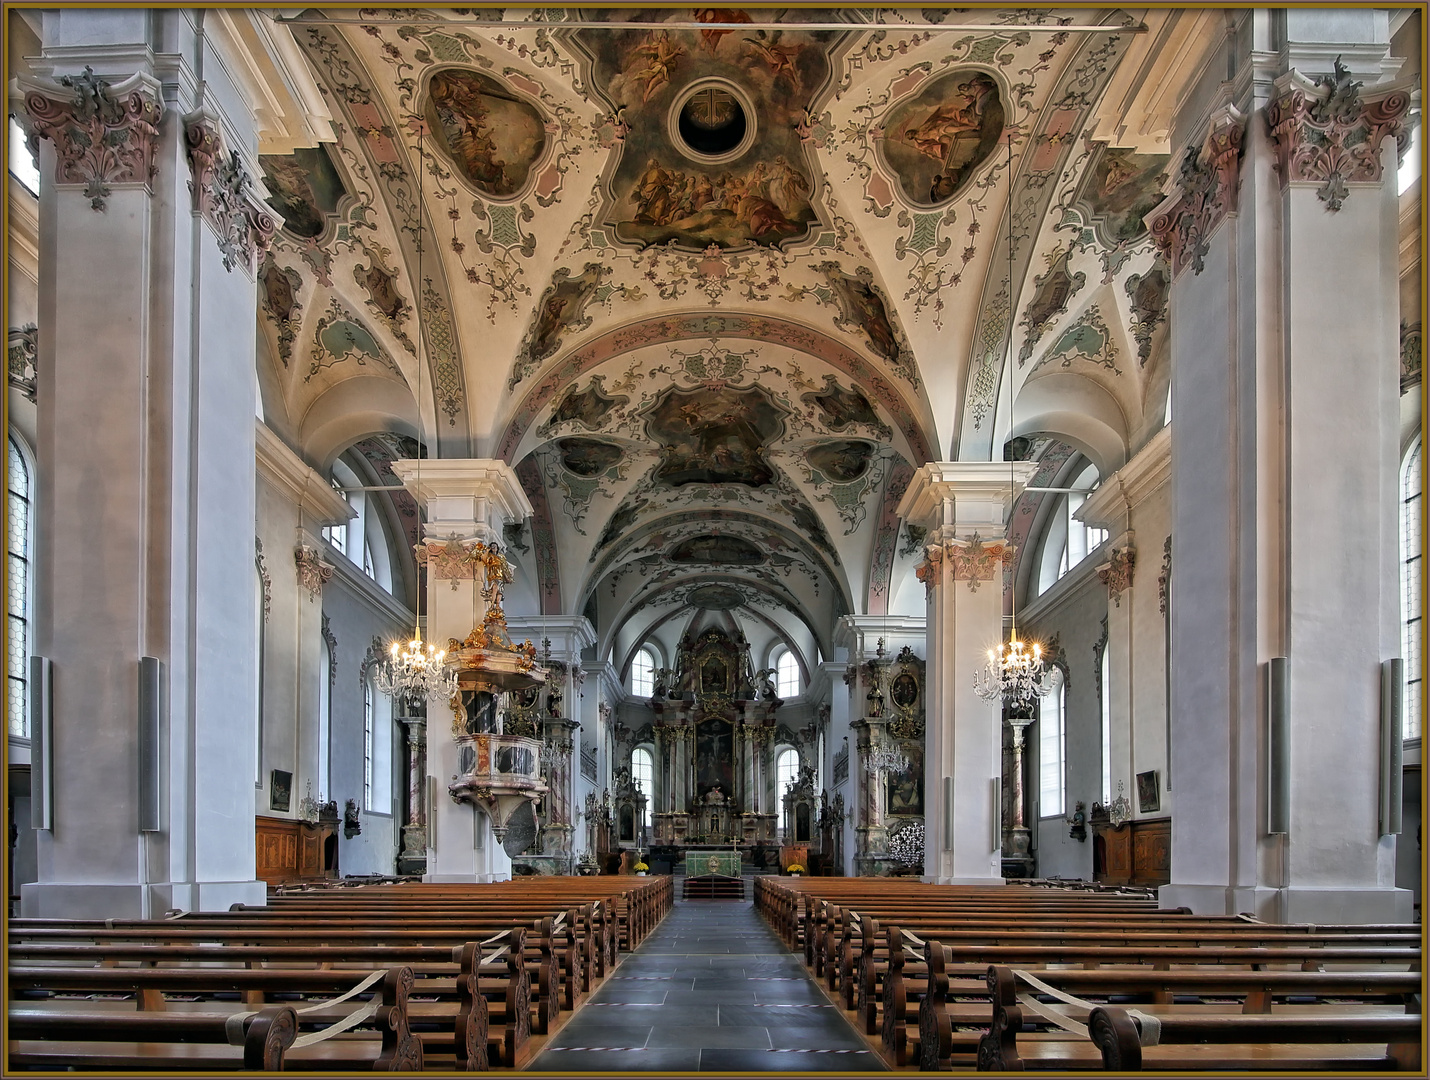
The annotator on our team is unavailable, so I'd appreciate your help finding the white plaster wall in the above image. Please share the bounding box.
[1024,563,1106,881]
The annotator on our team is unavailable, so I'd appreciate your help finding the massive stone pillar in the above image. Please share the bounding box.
[391,459,532,883]
[900,463,1035,885]
[1154,10,1412,921]
[18,13,277,916]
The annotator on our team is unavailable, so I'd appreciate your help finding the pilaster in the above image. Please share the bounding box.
[18,23,268,916]
[898,461,1036,884]
[1158,17,1412,921]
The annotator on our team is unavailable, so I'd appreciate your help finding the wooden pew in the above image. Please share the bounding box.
[9,968,423,1070]
[7,1003,298,1071]
[979,965,1422,1071]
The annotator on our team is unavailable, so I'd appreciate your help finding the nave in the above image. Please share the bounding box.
[6,874,1421,1075]
[528,887,880,1073]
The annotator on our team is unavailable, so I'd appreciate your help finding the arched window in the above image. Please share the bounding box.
[1037,462,1108,595]
[775,747,799,795]
[254,561,265,786]
[1402,439,1422,740]
[324,455,395,594]
[1038,668,1066,819]
[1100,644,1112,805]
[318,637,333,802]
[8,436,31,738]
[631,646,656,697]
[775,648,800,698]
[363,678,374,809]
[631,747,654,827]
[363,677,393,814]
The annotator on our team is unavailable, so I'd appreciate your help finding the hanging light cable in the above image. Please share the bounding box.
[375,125,458,706]
[974,131,1049,715]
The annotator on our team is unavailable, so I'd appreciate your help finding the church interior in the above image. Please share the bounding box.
[3,4,1425,1072]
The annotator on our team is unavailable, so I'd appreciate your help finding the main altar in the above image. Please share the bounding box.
[620,627,782,853]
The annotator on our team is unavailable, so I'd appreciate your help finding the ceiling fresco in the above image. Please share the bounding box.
[251,6,1200,671]
[563,9,854,250]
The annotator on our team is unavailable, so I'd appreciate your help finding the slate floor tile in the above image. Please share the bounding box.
[645,1023,772,1049]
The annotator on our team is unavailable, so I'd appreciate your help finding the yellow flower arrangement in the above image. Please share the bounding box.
[786,864,805,874]
[633,861,650,872]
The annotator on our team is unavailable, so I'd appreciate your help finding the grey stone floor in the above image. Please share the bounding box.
[525,882,885,1073]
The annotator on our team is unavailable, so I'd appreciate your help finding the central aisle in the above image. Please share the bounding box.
[526,881,884,1072]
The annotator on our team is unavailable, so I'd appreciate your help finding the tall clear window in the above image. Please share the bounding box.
[631,747,654,827]
[1403,439,1422,739]
[776,747,799,795]
[363,678,375,810]
[776,648,800,698]
[8,436,30,737]
[318,638,333,802]
[1100,645,1112,805]
[631,646,655,697]
[1039,668,1066,818]
[254,562,265,785]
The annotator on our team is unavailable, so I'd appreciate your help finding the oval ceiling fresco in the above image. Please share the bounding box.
[882,69,1005,206]
[424,69,546,198]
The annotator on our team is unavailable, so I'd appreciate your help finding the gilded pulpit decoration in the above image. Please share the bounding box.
[1266,57,1411,213]
[20,66,162,211]
[8,325,37,403]
[184,115,279,274]
[294,542,334,601]
[1097,545,1136,607]
[1149,111,1246,277]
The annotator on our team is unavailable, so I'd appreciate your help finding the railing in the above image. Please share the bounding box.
[451,732,544,796]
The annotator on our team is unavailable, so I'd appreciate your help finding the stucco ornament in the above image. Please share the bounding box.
[20,66,163,212]
[294,543,335,601]
[916,535,1013,594]
[1149,110,1246,277]
[184,115,279,274]
[1097,545,1136,607]
[1266,57,1411,213]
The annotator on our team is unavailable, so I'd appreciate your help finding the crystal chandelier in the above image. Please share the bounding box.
[972,132,1050,716]
[973,634,1050,712]
[375,633,458,705]
[372,122,457,709]
[864,744,908,776]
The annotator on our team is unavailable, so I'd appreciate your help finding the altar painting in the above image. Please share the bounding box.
[695,717,734,797]
[887,744,924,816]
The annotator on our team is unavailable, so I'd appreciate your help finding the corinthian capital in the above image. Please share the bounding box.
[183,113,279,275]
[1266,58,1411,212]
[17,67,162,212]
[1148,108,1246,278]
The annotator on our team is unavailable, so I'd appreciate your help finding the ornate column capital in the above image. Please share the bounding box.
[917,534,1015,595]
[294,542,334,601]
[1096,544,1137,607]
[1149,107,1246,277]
[17,67,162,212]
[414,533,485,588]
[183,112,278,275]
[1266,59,1411,213]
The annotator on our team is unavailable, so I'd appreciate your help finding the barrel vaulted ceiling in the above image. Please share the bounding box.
[253,7,1213,666]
